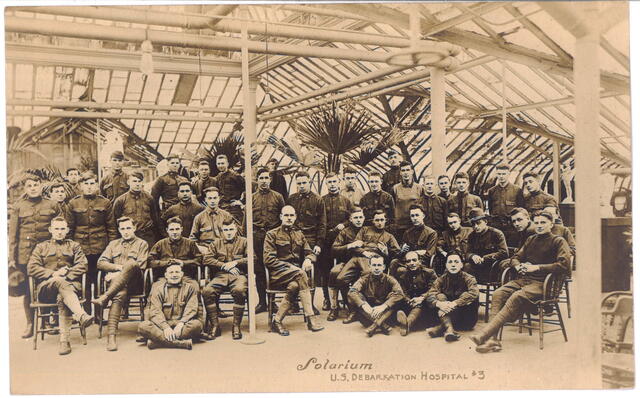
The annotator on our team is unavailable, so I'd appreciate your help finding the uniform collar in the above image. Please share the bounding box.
[258,187,271,194]
[113,169,123,176]
[401,180,413,188]
[207,207,219,215]
[282,225,294,233]
[83,194,97,199]
[27,196,43,203]
[129,190,142,198]
[328,190,340,196]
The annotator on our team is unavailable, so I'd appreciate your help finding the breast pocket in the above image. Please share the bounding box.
[92,206,109,223]
[275,239,292,257]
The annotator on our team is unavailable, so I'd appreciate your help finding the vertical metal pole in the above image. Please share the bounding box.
[501,60,508,163]
[96,118,102,185]
[573,13,602,388]
[552,140,561,203]
[430,66,446,178]
[240,6,264,345]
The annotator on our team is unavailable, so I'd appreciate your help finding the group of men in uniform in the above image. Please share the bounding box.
[10,147,575,354]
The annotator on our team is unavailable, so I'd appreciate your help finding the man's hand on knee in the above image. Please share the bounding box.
[173,322,185,339]
[163,327,176,341]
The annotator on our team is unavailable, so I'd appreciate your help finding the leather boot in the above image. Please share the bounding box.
[217,298,229,318]
[396,310,409,336]
[365,324,378,337]
[379,322,392,335]
[107,334,118,351]
[310,289,320,315]
[22,295,34,339]
[442,315,460,342]
[232,307,244,340]
[271,298,290,336]
[327,309,339,321]
[427,323,445,338]
[342,311,357,324]
[58,340,72,355]
[169,339,193,350]
[255,302,268,314]
[92,265,134,308]
[306,315,324,332]
[203,304,220,340]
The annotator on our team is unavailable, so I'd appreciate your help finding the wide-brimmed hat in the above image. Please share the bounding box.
[469,207,487,223]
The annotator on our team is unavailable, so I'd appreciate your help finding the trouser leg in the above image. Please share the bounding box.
[98,263,140,303]
[179,319,203,339]
[84,254,100,313]
[479,288,536,342]
[449,300,480,331]
[57,300,73,342]
[253,231,267,306]
[49,278,86,319]
[137,320,165,342]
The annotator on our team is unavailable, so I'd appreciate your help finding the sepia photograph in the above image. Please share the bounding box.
[2,0,635,394]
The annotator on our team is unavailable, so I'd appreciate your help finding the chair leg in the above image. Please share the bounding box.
[97,304,103,339]
[484,286,490,323]
[556,303,568,342]
[527,313,532,336]
[564,281,571,318]
[267,294,273,328]
[32,309,38,350]
[539,306,544,350]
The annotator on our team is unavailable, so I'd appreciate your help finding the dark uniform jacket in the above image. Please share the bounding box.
[192,175,217,203]
[214,169,245,206]
[446,191,484,225]
[396,267,437,299]
[287,191,327,247]
[402,224,438,258]
[342,186,364,207]
[112,190,161,243]
[27,239,88,287]
[360,190,395,227]
[524,190,557,213]
[426,271,479,307]
[252,188,285,233]
[65,194,117,255]
[190,207,236,244]
[487,182,525,221]
[204,236,248,275]
[509,232,572,281]
[419,193,448,232]
[349,273,404,308]
[161,200,205,238]
[100,169,129,202]
[466,227,508,263]
[322,192,354,243]
[149,237,203,279]
[151,171,189,211]
[382,165,401,194]
[392,182,424,231]
[9,197,61,265]
[331,225,362,263]
[353,226,401,260]
[147,278,199,330]
[551,224,576,256]
[514,223,537,249]
[437,227,472,256]
[263,225,316,285]
[270,170,289,202]
[438,190,452,200]
[97,237,149,272]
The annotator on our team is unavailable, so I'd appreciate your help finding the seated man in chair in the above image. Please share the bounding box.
[390,205,437,278]
[348,253,404,337]
[469,211,571,353]
[263,205,324,336]
[27,217,94,355]
[93,217,149,351]
[464,208,508,282]
[138,263,203,350]
[202,220,249,340]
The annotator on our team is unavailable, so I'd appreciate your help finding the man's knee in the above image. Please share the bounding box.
[181,320,203,338]
[112,289,128,304]
[137,320,157,336]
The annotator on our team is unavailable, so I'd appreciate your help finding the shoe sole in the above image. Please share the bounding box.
[396,311,408,336]
[445,334,460,342]
[475,344,502,353]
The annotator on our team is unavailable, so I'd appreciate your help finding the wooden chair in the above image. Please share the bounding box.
[95,268,151,338]
[601,291,634,388]
[266,266,315,327]
[477,261,502,323]
[498,269,568,349]
[557,256,574,318]
[29,275,87,350]
[203,266,250,318]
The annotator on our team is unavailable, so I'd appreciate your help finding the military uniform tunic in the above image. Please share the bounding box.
[65,194,116,255]
[523,190,557,214]
[446,191,484,226]
[382,165,401,194]
[287,191,327,248]
[418,193,448,232]
[263,225,316,289]
[360,190,395,227]
[149,237,203,280]
[151,171,189,212]
[190,207,236,245]
[9,197,61,267]
[100,169,129,202]
[112,190,161,248]
[161,200,205,238]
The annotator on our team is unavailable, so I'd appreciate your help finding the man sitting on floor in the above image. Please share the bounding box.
[426,251,480,342]
[27,217,94,355]
[263,205,324,336]
[469,211,571,353]
[395,251,438,337]
[347,254,404,337]
[138,263,203,350]
[202,220,248,340]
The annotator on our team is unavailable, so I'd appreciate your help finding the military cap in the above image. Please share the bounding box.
[79,171,98,183]
[130,170,144,181]
[110,151,125,160]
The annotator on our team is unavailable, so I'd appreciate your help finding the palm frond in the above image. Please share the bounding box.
[345,127,405,168]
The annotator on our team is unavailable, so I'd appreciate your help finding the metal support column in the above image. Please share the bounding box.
[573,12,602,388]
[240,7,264,345]
[430,66,446,177]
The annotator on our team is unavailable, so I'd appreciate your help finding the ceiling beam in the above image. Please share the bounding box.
[5,43,242,77]
[7,99,243,114]
[329,3,629,94]
[7,109,241,123]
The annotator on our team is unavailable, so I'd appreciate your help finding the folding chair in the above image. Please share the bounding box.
[95,268,152,338]
[29,275,87,350]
